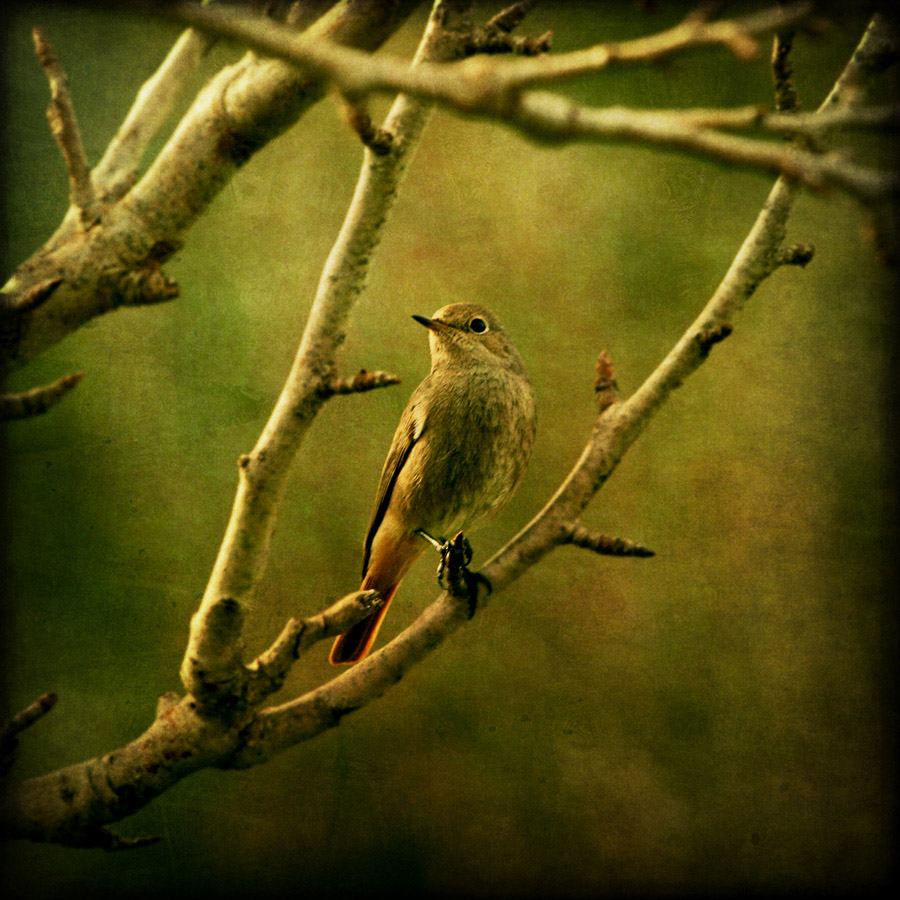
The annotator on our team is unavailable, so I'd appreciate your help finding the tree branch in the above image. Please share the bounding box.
[658,103,900,137]
[32,28,101,228]
[180,0,472,706]
[164,1,816,96]
[223,12,892,764]
[2,0,423,371]
[509,94,897,201]
[0,693,58,777]
[160,2,897,203]
[91,27,213,205]
[0,372,85,422]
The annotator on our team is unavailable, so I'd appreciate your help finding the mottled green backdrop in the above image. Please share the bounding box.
[2,2,896,896]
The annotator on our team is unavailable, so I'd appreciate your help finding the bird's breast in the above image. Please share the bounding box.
[397,365,536,537]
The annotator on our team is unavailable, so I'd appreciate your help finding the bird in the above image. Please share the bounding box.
[329,302,537,665]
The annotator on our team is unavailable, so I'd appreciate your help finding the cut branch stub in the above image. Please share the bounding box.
[486,0,540,34]
[776,242,815,267]
[696,322,733,358]
[340,96,396,155]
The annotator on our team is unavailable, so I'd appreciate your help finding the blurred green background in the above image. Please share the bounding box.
[1,1,896,896]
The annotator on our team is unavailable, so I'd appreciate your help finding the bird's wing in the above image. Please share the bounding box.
[361,390,428,578]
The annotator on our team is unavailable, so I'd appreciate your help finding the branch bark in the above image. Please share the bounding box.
[90,27,213,206]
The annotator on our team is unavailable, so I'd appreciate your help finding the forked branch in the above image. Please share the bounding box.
[224,12,894,764]
[163,2,898,202]
[1,5,895,853]
[180,0,478,709]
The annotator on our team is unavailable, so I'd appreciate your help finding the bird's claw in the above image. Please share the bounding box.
[437,531,491,618]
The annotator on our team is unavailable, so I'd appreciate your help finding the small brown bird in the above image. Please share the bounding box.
[330,302,536,665]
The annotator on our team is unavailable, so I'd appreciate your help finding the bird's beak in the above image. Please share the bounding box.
[412,314,449,332]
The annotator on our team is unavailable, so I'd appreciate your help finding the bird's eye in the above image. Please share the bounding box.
[469,317,489,334]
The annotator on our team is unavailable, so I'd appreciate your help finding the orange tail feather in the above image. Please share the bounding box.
[329,582,400,665]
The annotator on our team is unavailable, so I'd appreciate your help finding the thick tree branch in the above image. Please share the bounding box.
[772,26,800,113]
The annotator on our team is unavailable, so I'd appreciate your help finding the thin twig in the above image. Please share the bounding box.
[245,590,384,703]
[0,372,84,422]
[32,28,100,228]
[91,27,213,203]
[318,368,402,397]
[564,524,655,558]
[772,27,800,112]
[162,1,814,94]
[1,693,58,775]
[511,95,899,202]
[657,104,900,136]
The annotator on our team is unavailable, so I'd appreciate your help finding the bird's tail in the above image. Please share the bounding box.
[329,580,400,665]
